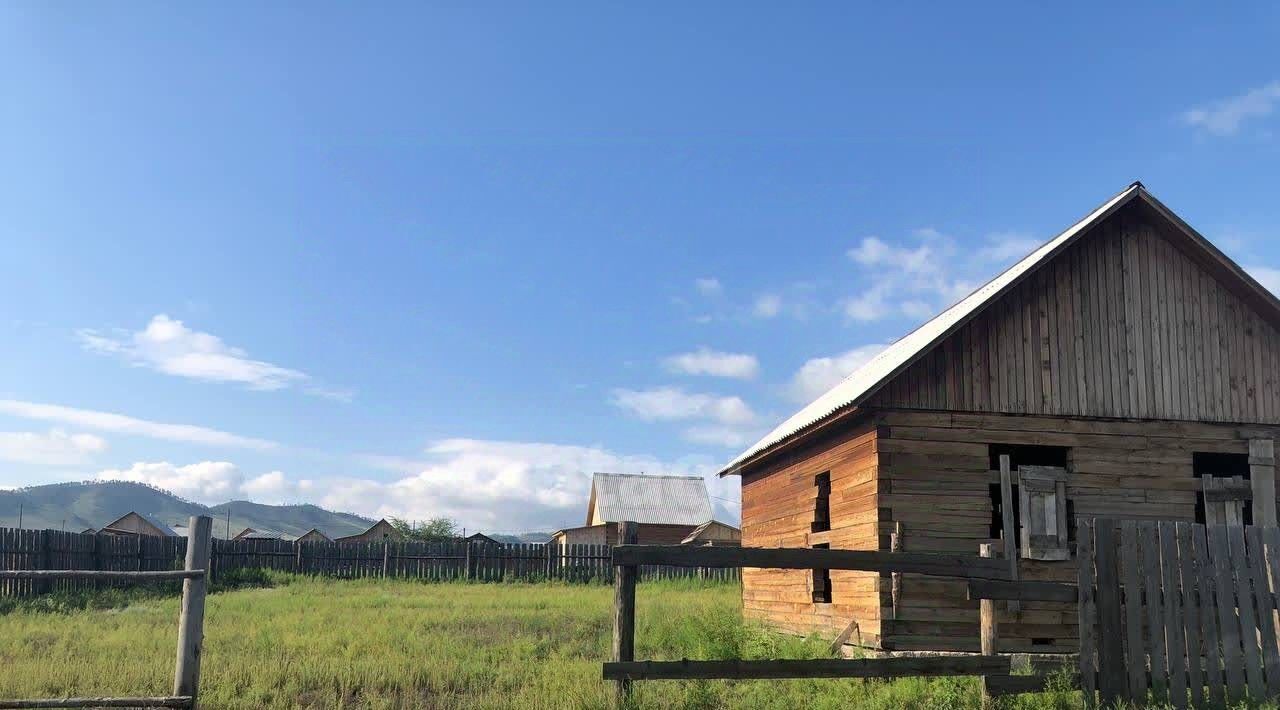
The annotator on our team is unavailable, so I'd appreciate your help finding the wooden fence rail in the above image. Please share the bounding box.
[0,527,737,597]
[0,515,212,710]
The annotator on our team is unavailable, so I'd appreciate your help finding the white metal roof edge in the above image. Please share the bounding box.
[718,182,1146,476]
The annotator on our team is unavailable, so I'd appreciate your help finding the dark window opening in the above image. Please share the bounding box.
[812,472,831,533]
[1031,637,1055,647]
[1193,452,1251,525]
[812,542,832,604]
[1066,499,1077,543]
[988,444,1069,472]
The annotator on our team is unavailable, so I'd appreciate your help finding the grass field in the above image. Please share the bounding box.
[0,574,1085,709]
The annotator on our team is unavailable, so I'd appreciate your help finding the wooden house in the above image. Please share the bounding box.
[721,183,1280,653]
[97,512,178,537]
[680,520,742,545]
[334,518,401,543]
[549,472,728,548]
[465,532,501,545]
[233,527,296,541]
[296,528,331,543]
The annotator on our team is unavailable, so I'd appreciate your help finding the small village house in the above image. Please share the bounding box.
[335,518,401,543]
[464,532,500,545]
[550,472,740,548]
[233,527,296,542]
[296,528,331,543]
[97,512,178,537]
[723,183,1280,653]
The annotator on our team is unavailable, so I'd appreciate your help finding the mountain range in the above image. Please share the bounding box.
[0,481,375,539]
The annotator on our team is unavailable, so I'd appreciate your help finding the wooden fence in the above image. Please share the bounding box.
[0,516,212,709]
[1077,518,1280,709]
[0,528,738,597]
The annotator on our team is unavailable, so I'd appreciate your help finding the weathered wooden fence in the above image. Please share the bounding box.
[604,520,1026,707]
[1077,518,1280,709]
[0,516,212,709]
[0,528,738,597]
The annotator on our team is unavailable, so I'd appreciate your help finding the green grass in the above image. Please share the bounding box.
[0,575,1091,709]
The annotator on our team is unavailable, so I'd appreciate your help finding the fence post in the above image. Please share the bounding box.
[174,515,212,707]
[38,530,50,594]
[464,543,473,581]
[979,543,998,710]
[613,521,638,708]
[382,541,391,578]
[295,541,303,573]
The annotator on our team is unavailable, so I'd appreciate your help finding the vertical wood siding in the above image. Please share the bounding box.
[868,213,1280,423]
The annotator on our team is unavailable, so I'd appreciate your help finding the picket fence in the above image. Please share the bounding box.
[0,527,738,597]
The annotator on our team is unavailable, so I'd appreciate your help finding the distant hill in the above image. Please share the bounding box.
[487,532,553,544]
[0,481,373,539]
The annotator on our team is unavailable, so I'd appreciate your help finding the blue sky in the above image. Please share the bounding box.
[2,3,1279,531]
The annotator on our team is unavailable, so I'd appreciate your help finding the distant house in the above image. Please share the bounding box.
[465,532,500,545]
[296,528,331,543]
[98,512,177,537]
[549,472,735,547]
[680,520,741,546]
[80,527,96,535]
[233,527,296,541]
[335,518,401,543]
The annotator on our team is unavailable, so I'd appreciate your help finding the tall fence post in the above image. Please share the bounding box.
[382,540,391,578]
[295,541,303,573]
[612,521,638,708]
[174,515,212,707]
[978,543,998,710]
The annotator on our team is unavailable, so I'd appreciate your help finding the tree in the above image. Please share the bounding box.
[388,516,459,541]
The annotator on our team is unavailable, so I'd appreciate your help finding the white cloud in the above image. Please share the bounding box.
[79,314,347,399]
[242,470,315,504]
[694,277,723,296]
[97,461,245,501]
[841,229,1036,323]
[789,344,891,402]
[752,293,782,319]
[1183,81,1280,136]
[0,399,279,450]
[663,348,760,379]
[0,429,107,466]
[610,387,755,425]
[1247,265,1280,295]
[681,425,757,448]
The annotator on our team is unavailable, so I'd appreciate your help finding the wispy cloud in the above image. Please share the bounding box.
[610,386,760,447]
[1183,81,1280,136]
[95,461,315,505]
[752,293,783,319]
[788,344,891,402]
[79,314,350,400]
[663,348,759,379]
[694,277,723,296]
[0,429,107,466]
[0,399,279,450]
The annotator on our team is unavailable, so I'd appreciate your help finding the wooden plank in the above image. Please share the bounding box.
[1227,525,1267,701]
[612,522,639,706]
[1176,523,1205,709]
[999,455,1018,613]
[610,545,1011,580]
[966,579,1077,603]
[602,655,1011,681]
[980,543,998,665]
[1245,526,1280,697]
[1120,520,1148,702]
[1208,525,1246,703]
[1095,520,1126,704]
[1078,518,1098,709]
[1141,521,1170,701]
[1160,521,1189,709]
[1194,524,1225,709]
[1251,439,1277,526]
[0,569,204,580]
[0,697,192,709]
[984,672,1082,697]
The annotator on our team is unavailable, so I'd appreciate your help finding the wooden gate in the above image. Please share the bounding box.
[1077,518,1280,708]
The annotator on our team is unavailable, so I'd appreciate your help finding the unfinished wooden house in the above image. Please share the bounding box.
[721,182,1280,653]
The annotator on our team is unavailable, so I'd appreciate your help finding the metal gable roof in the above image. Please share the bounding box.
[720,182,1150,476]
[591,472,714,526]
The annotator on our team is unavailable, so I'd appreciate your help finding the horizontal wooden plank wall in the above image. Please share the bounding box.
[740,418,881,644]
[0,532,737,597]
[868,207,1280,425]
[874,409,1280,653]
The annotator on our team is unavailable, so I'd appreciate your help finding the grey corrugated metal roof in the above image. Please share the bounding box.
[720,182,1148,475]
[591,472,713,526]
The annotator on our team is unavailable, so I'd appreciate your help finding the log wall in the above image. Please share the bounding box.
[739,419,881,644]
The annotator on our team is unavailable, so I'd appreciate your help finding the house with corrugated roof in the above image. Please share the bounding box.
[97,511,178,537]
[723,183,1280,653]
[549,472,740,547]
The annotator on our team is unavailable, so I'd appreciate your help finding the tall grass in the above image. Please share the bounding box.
[0,575,1097,709]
